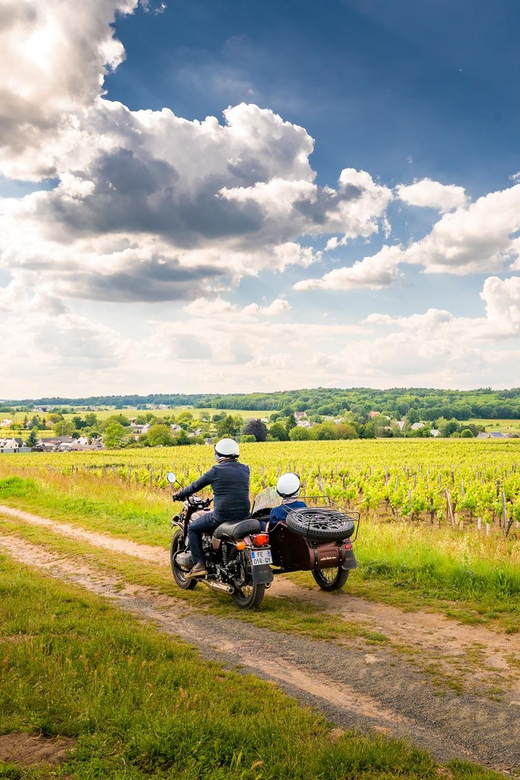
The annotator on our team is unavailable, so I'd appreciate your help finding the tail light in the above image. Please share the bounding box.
[251,533,270,547]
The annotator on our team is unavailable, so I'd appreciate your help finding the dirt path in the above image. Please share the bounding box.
[1,504,519,694]
[1,527,519,774]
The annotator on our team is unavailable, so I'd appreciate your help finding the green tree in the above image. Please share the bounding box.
[26,428,38,447]
[311,423,338,440]
[146,424,175,447]
[243,419,268,442]
[102,414,130,430]
[84,413,98,428]
[103,422,126,449]
[54,420,75,436]
[216,415,241,439]
[285,413,297,434]
[174,429,191,446]
[289,426,311,441]
[269,422,289,441]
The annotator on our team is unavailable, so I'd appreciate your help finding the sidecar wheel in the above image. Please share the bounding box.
[170,530,198,590]
[312,566,349,591]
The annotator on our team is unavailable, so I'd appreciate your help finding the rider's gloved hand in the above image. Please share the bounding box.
[172,492,182,501]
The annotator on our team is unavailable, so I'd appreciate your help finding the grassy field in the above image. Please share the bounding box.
[5,407,273,424]
[468,418,520,434]
[1,452,520,631]
[0,554,501,780]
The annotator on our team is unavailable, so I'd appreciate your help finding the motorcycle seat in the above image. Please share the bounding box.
[213,518,262,540]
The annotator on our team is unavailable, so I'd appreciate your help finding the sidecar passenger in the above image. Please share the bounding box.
[268,472,306,528]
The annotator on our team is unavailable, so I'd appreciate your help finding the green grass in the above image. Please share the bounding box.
[0,513,379,646]
[0,475,172,547]
[2,471,520,631]
[467,418,520,433]
[0,555,501,780]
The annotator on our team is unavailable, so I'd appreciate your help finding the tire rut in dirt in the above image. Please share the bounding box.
[0,533,517,774]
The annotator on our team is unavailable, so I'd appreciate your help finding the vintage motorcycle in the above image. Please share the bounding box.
[168,474,359,610]
[168,472,274,609]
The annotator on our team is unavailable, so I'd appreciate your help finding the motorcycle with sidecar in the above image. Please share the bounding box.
[168,474,359,610]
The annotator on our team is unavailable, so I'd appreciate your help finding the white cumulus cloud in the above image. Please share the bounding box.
[396,178,468,213]
[294,245,403,291]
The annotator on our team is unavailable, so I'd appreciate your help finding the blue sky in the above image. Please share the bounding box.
[1,0,520,396]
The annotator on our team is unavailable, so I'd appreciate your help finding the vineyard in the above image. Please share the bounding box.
[3,438,520,532]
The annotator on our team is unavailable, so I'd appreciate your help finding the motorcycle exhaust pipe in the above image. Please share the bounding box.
[200,580,234,595]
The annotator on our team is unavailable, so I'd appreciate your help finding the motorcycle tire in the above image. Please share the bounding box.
[286,507,355,542]
[231,551,265,609]
[312,566,349,591]
[170,530,198,590]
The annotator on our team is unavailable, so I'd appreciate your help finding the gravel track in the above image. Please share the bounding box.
[1,523,519,774]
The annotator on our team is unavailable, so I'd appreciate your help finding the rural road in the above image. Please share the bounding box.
[1,506,519,774]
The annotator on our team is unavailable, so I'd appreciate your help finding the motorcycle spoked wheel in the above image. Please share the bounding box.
[231,550,265,609]
[312,566,349,591]
[170,529,198,590]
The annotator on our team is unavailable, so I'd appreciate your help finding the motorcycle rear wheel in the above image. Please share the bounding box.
[170,530,198,590]
[232,551,265,608]
[232,582,266,609]
[312,566,349,591]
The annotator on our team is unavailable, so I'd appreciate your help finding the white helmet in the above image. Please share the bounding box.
[277,472,300,497]
[215,438,240,459]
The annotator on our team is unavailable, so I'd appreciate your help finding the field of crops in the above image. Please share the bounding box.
[6,406,272,423]
[3,439,520,530]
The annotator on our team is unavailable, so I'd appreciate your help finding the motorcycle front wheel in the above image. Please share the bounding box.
[232,551,265,609]
[170,530,198,590]
[312,566,349,592]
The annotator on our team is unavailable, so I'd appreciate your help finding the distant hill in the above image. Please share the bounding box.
[3,387,520,421]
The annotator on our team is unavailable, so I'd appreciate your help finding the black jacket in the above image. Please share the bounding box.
[177,460,250,521]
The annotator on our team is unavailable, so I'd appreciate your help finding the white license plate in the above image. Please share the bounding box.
[251,549,272,566]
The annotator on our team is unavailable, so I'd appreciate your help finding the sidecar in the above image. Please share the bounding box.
[251,487,359,592]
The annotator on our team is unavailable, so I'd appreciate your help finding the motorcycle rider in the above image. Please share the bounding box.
[172,438,250,578]
[268,472,307,527]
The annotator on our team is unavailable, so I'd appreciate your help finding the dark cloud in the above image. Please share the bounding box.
[292,183,363,226]
[42,148,266,247]
[226,157,270,185]
[62,256,227,302]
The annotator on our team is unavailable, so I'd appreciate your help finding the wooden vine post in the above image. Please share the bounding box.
[444,488,455,529]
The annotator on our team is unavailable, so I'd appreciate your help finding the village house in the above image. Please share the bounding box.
[0,437,29,453]
[131,424,151,436]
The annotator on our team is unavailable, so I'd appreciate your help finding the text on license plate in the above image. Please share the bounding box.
[251,549,273,565]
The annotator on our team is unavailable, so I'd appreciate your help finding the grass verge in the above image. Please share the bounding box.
[0,514,382,646]
[0,553,501,780]
[1,473,520,631]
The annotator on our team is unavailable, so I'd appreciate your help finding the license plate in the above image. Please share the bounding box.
[251,549,272,566]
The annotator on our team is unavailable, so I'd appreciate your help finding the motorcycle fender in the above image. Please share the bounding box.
[341,547,358,570]
[251,563,274,585]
